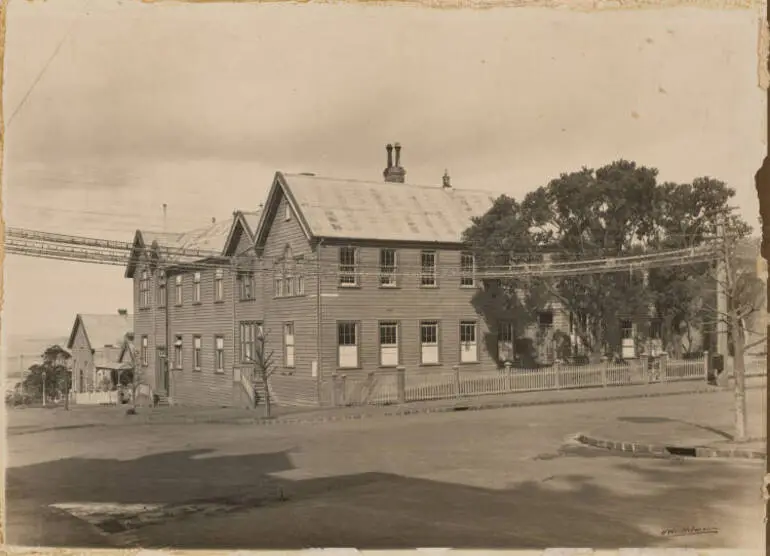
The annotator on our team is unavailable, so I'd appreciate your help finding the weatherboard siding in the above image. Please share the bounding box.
[167,265,236,406]
[133,259,159,394]
[258,193,319,405]
[317,242,498,378]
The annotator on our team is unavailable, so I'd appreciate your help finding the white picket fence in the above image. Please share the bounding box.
[73,391,118,405]
[323,355,768,407]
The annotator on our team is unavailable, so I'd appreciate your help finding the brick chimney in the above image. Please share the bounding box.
[442,169,452,189]
[118,309,128,316]
[383,143,406,183]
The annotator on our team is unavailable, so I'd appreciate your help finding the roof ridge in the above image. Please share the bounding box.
[281,172,503,196]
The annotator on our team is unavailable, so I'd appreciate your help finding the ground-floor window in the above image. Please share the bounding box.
[240,321,262,363]
[337,321,359,368]
[460,321,478,363]
[215,336,225,373]
[174,335,183,369]
[420,321,439,364]
[284,323,295,368]
[193,336,202,371]
[379,321,399,367]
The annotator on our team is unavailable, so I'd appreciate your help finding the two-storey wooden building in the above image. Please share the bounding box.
[126,146,572,407]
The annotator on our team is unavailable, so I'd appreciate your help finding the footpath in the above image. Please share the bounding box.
[7,376,766,445]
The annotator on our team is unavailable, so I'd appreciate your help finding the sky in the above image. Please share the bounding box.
[2,0,766,358]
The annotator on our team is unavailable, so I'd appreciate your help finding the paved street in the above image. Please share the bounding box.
[6,389,766,549]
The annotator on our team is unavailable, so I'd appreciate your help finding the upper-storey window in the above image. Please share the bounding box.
[175,275,183,306]
[420,251,437,287]
[238,272,255,301]
[339,247,358,287]
[192,272,201,303]
[139,270,151,308]
[460,252,476,288]
[379,249,397,287]
[214,269,224,302]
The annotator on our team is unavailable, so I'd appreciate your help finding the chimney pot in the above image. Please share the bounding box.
[442,170,452,189]
[394,143,402,168]
[386,144,394,169]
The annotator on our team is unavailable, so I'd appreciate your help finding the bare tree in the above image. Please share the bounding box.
[243,327,277,418]
[704,224,765,441]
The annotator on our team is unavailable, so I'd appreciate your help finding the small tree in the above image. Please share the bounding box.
[699,224,764,441]
[243,328,277,418]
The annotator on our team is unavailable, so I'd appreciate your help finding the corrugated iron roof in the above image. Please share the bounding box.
[78,314,133,350]
[139,218,234,261]
[280,173,500,243]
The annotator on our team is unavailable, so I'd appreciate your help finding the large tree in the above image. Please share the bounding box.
[464,161,748,364]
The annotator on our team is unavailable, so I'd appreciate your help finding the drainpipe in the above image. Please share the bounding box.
[231,258,238,403]
[316,238,325,404]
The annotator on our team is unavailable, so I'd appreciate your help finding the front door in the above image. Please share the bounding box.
[156,347,169,394]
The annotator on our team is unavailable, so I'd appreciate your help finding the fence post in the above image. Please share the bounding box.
[601,359,608,387]
[331,373,338,407]
[453,365,461,398]
[554,360,561,390]
[659,353,668,382]
[340,374,348,406]
[703,350,709,383]
[396,366,406,404]
[504,361,513,391]
[640,356,649,385]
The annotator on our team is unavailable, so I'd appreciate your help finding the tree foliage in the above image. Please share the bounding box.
[22,344,71,402]
[463,160,753,363]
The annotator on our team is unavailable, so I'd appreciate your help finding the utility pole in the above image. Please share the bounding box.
[717,215,748,441]
[716,220,729,358]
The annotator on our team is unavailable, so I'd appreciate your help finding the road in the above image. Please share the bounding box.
[6,390,765,549]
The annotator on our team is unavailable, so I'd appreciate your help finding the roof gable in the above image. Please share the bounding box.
[253,173,313,250]
[222,210,262,256]
[67,313,134,352]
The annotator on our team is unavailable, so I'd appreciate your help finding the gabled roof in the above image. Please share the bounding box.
[67,313,133,352]
[222,209,262,256]
[125,218,234,278]
[253,172,501,247]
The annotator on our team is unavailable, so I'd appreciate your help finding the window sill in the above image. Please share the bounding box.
[193,368,201,372]
[238,298,256,303]
[214,300,225,304]
[419,362,442,367]
[336,366,361,372]
[139,307,151,311]
[459,360,481,366]
[338,284,361,289]
[174,304,182,308]
[193,302,202,306]
[419,285,439,289]
[378,364,399,369]
[158,305,166,310]
[459,285,477,289]
[378,285,400,290]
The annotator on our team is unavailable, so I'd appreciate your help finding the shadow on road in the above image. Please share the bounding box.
[5,445,762,549]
